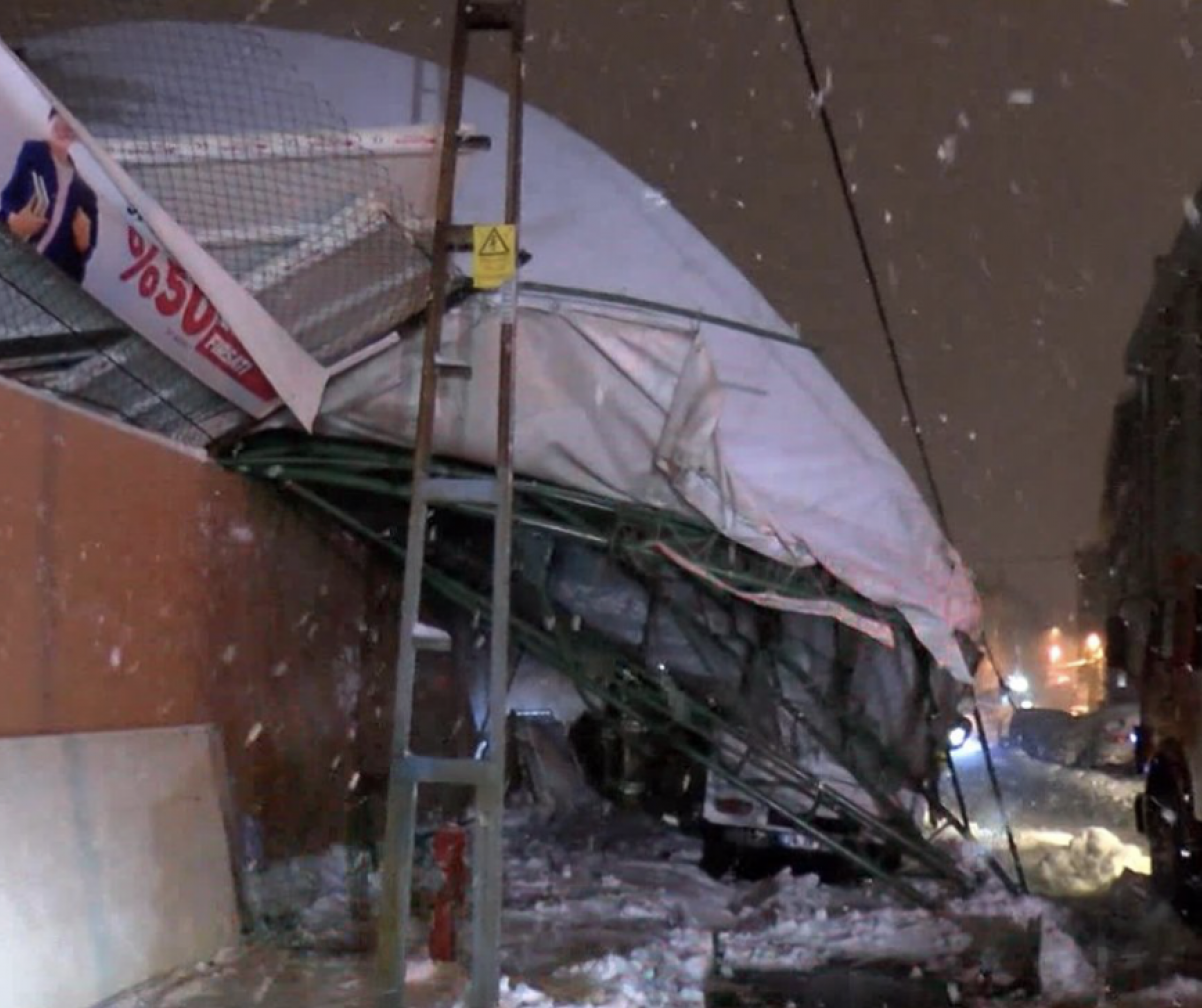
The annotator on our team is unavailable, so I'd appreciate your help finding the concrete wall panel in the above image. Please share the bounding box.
[0,726,238,1008]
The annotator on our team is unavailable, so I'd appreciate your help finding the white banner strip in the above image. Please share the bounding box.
[0,38,328,426]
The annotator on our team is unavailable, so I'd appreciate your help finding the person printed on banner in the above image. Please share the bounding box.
[1,108,99,284]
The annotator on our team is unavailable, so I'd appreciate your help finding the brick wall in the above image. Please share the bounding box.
[0,381,475,857]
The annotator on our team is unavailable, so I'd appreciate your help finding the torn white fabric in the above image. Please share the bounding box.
[270,30,981,677]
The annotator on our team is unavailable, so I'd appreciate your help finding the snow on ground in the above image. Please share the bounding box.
[104,749,1202,1007]
[952,746,1150,899]
[108,801,1191,1007]
[1116,976,1202,1006]
[952,746,1144,841]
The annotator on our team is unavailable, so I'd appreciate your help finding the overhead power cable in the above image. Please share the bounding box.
[782,1,1026,893]
[781,0,949,534]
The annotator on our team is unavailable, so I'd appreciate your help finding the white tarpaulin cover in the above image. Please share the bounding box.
[293,33,982,679]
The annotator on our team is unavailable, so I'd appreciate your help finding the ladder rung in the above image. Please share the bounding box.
[457,132,492,152]
[423,477,498,506]
[414,620,452,652]
[435,355,473,377]
[399,754,503,789]
[464,1,520,31]
[445,224,473,251]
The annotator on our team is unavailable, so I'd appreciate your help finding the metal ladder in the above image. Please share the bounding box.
[377,2,525,1005]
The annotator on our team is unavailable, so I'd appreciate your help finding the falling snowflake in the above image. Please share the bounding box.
[246,723,263,746]
[1007,89,1035,106]
[109,646,122,669]
[642,187,667,211]
[937,135,958,165]
[809,67,834,113]
[1184,195,1201,228]
[229,524,255,544]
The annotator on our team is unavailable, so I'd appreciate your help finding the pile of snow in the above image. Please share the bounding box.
[554,933,712,1007]
[721,873,969,973]
[244,843,391,950]
[713,870,1101,1003]
[1021,827,1150,897]
[239,809,1112,1006]
[131,807,1196,1007]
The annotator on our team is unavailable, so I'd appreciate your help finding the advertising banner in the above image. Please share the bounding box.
[0,41,328,425]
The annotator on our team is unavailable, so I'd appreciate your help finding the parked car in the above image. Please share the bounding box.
[1005,708,1075,761]
[1005,703,1137,770]
[1074,703,1139,770]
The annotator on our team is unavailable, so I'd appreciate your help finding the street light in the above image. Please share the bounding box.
[1085,632,1103,654]
[1008,672,1030,694]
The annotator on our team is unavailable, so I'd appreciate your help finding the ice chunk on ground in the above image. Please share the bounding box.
[1039,917,1100,1002]
[1118,976,1202,1005]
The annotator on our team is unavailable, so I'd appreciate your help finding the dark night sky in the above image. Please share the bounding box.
[14,0,1202,623]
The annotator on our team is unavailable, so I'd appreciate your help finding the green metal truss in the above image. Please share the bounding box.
[222,430,988,906]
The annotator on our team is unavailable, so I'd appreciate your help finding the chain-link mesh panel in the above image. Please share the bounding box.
[0,14,446,444]
[19,20,434,368]
[0,225,244,444]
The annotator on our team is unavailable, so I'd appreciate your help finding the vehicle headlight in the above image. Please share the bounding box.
[948,716,973,751]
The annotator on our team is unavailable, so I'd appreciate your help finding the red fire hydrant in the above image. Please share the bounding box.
[429,825,467,962]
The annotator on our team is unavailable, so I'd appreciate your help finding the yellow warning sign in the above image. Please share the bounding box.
[472,224,517,290]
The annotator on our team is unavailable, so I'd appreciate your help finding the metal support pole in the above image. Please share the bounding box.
[468,5,524,1005]
[378,3,525,1004]
[1177,324,1202,558]
[377,8,471,1004]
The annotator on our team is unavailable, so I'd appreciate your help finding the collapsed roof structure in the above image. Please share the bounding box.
[0,20,984,892]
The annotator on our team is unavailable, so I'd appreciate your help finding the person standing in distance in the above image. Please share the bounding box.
[1,108,99,284]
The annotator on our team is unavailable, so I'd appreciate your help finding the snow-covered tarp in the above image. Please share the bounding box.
[7,22,980,678]
[300,30,981,678]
